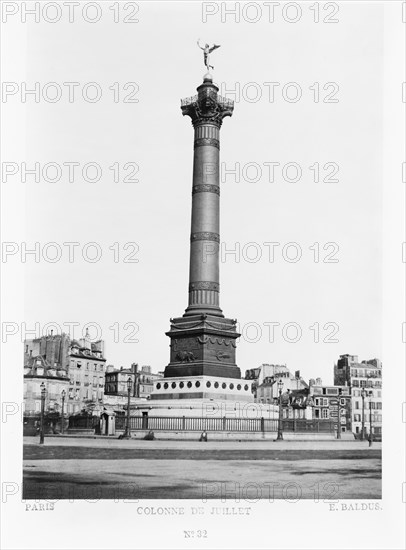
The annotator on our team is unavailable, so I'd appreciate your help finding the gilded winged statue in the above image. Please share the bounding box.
[197,39,221,71]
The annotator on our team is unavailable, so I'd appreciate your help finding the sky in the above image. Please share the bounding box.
[2,1,383,385]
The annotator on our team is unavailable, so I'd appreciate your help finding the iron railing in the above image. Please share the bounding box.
[114,416,335,433]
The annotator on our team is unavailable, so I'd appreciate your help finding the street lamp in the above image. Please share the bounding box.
[122,377,133,439]
[276,379,284,441]
[368,390,373,447]
[360,388,367,441]
[61,389,66,435]
[39,382,46,445]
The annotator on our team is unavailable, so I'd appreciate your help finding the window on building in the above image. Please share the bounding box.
[355,426,359,434]
[360,380,367,388]
[322,409,329,419]
[355,401,360,410]
[376,402,382,409]
[352,380,359,387]
[314,409,320,419]
[354,414,361,422]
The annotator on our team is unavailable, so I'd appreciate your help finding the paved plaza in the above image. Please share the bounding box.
[23,437,382,501]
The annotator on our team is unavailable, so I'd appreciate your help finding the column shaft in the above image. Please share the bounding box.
[185,122,222,316]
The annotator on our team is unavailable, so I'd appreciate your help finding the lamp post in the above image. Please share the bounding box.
[360,389,367,441]
[337,388,342,439]
[39,382,46,445]
[368,390,373,447]
[61,389,66,435]
[276,379,284,441]
[122,377,133,440]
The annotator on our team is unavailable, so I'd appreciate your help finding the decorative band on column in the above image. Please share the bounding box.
[192,184,220,196]
[190,232,220,243]
[188,289,219,306]
[194,124,220,140]
[189,281,220,292]
[194,138,220,149]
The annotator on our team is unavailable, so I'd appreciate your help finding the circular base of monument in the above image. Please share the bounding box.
[151,375,254,402]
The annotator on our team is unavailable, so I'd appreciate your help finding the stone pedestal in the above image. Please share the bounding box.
[165,313,240,379]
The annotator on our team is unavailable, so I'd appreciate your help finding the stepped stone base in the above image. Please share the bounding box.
[151,375,254,402]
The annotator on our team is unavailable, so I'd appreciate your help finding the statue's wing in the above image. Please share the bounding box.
[209,44,221,53]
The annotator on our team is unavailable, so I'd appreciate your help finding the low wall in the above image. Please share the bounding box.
[67,428,95,436]
[114,429,347,441]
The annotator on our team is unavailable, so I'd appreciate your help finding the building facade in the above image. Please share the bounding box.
[23,354,70,415]
[248,364,309,403]
[334,354,382,438]
[104,364,164,410]
[105,364,138,397]
[309,382,352,433]
[281,389,313,420]
[24,331,106,416]
[68,333,106,414]
[138,366,163,398]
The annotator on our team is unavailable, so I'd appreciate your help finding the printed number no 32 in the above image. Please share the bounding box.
[184,530,208,538]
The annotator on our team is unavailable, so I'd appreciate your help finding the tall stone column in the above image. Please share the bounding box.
[164,74,241,380]
[181,75,233,317]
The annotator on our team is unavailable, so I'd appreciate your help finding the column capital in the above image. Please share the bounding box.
[181,77,234,127]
